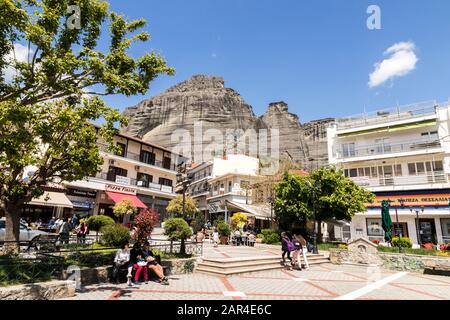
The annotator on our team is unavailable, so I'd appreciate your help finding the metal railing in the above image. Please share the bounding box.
[335,138,442,159]
[147,239,203,256]
[335,100,441,130]
[92,172,174,193]
[98,143,177,171]
[350,172,448,188]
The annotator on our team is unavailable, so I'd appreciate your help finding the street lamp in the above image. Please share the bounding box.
[410,206,425,246]
[306,180,320,254]
[394,198,406,253]
[176,165,192,218]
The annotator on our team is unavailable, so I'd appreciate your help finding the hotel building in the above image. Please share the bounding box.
[328,100,450,245]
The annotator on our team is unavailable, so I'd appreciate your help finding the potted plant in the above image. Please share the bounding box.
[217,221,231,245]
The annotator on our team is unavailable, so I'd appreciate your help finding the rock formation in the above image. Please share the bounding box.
[121,75,334,170]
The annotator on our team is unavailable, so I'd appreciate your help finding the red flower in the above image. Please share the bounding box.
[133,208,160,242]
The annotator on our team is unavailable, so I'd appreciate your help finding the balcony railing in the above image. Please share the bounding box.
[335,100,440,130]
[98,143,177,171]
[335,138,442,159]
[92,172,174,193]
[350,172,448,188]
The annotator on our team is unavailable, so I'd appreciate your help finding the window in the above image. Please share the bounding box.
[371,167,378,178]
[349,169,357,178]
[140,151,155,165]
[158,178,173,187]
[375,138,391,153]
[421,131,438,141]
[394,164,402,176]
[416,162,425,175]
[162,157,171,170]
[433,161,444,172]
[441,218,450,236]
[342,143,355,157]
[228,181,232,192]
[116,143,127,157]
[107,166,127,181]
[137,173,152,188]
[408,163,416,175]
[367,218,384,236]
[364,168,371,177]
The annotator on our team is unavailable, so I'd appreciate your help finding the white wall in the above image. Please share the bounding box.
[212,154,259,177]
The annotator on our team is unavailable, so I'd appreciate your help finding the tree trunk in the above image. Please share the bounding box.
[317,220,323,244]
[180,238,186,255]
[3,202,23,254]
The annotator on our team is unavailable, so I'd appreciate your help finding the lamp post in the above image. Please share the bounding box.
[306,180,320,254]
[411,206,425,246]
[395,198,406,253]
[176,164,192,219]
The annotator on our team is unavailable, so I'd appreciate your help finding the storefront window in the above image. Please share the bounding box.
[367,218,384,236]
[441,218,450,240]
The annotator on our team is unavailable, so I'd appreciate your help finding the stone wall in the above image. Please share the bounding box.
[162,258,198,275]
[0,280,76,300]
[329,248,450,273]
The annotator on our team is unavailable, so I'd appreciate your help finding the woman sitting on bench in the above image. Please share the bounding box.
[142,241,169,285]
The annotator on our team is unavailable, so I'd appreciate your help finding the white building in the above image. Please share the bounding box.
[64,129,185,223]
[328,100,450,245]
[187,154,271,228]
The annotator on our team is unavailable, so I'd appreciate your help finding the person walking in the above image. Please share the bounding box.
[213,228,219,248]
[281,232,295,269]
[293,232,310,270]
[76,221,89,244]
[58,217,71,244]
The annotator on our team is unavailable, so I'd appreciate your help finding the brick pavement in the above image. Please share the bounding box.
[62,243,450,300]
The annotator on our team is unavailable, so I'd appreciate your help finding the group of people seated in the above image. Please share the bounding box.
[112,241,169,286]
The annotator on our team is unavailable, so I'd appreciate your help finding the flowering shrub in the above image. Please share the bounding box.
[392,237,413,248]
[422,243,434,250]
[371,239,380,245]
[132,209,160,242]
[439,244,450,251]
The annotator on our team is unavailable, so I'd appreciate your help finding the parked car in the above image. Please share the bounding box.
[0,217,54,243]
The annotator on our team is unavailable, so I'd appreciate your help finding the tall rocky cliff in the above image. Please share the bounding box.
[121,75,334,170]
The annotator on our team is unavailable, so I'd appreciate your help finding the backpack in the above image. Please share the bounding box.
[286,239,296,252]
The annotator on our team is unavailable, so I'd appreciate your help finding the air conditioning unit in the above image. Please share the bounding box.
[109,159,115,165]
[135,165,140,171]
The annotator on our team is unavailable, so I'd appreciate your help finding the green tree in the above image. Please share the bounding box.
[166,195,198,219]
[86,214,115,241]
[163,217,193,254]
[0,0,173,251]
[191,212,205,233]
[275,166,374,241]
[113,199,137,222]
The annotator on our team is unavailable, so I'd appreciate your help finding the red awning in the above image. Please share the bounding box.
[105,191,148,209]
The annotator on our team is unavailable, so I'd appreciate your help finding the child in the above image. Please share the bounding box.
[213,228,219,247]
[281,232,295,269]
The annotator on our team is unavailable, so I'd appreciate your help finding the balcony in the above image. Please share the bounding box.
[335,101,439,130]
[350,172,448,188]
[335,138,442,160]
[92,172,174,194]
[98,143,177,171]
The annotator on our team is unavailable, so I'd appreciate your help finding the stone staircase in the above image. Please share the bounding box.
[196,253,330,276]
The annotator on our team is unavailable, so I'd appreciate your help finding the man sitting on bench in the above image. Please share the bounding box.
[142,241,169,285]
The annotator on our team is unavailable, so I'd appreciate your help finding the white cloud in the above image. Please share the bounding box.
[3,43,32,82]
[211,53,217,58]
[368,41,418,88]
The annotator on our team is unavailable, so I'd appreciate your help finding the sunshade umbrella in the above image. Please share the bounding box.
[381,200,393,243]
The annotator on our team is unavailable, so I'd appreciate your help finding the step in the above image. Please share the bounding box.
[198,259,281,269]
[196,263,285,276]
[201,255,280,264]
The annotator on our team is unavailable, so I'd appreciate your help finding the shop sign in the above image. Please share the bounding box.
[208,201,222,213]
[105,184,137,195]
[161,185,173,193]
[67,188,97,198]
[367,194,450,208]
[71,200,94,209]
[115,175,131,185]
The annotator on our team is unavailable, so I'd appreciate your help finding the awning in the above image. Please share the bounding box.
[27,191,74,208]
[106,191,148,209]
[226,201,272,220]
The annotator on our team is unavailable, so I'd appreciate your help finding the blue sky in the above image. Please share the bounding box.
[102,0,450,122]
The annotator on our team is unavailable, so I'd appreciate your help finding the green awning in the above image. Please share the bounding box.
[338,119,437,137]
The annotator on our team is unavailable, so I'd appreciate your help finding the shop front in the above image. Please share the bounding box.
[97,184,147,222]
[66,188,97,218]
[351,190,450,245]
[23,189,74,222]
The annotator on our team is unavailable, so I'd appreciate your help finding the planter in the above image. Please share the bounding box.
[219,236,229,245]
[255,238,263,244]
[0,280,76,300]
